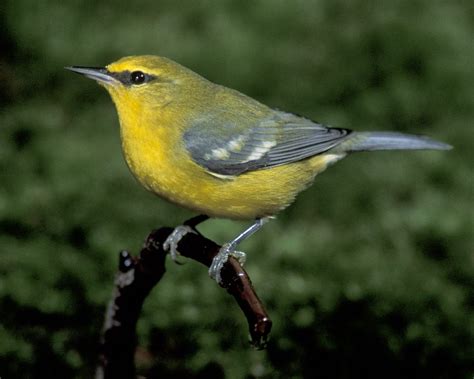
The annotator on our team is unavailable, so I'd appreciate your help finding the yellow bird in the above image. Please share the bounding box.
[67,55,451,283]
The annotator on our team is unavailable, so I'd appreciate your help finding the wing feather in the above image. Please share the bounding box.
[183,110,351,175]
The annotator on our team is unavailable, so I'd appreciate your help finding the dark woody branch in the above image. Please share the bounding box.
[96,225,272,379]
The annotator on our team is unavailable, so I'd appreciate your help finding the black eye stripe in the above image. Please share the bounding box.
[109,70,155,86]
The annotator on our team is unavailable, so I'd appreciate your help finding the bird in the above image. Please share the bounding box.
[66,55,451,284]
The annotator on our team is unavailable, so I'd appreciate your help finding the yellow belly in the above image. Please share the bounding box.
[120,121,341,220]
[187,155,338,219]
[114,94,343,220]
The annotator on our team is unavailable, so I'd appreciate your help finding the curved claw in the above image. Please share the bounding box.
[209,243,246,284]
[163,225,196,263]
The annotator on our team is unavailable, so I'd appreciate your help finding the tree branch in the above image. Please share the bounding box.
[96,225,272,378]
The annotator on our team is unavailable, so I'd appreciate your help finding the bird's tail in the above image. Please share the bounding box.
[338,131,452,153]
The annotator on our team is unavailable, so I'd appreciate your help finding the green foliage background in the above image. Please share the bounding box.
[1,1,472,378]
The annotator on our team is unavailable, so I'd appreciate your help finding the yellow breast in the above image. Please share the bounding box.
[111,90,341,220]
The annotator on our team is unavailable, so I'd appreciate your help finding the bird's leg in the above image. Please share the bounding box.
[209,217,272,284]
[163,215,210,262]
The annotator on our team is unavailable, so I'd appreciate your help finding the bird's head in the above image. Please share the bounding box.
[66,55,203,114]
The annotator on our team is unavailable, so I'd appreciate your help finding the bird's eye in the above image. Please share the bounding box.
[130,71,146,85]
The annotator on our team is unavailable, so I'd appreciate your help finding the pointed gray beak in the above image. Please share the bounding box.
[65,66,118,85]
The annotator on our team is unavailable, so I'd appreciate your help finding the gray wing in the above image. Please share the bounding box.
[183,110,352,176]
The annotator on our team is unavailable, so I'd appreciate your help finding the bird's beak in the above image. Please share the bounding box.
[65,66,118,85]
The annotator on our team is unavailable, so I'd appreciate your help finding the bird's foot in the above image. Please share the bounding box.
[209,243,246,284]
[163,225,197,262]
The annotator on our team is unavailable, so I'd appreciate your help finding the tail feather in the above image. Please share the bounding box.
[342,131,452,152]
